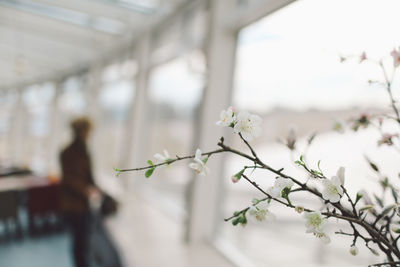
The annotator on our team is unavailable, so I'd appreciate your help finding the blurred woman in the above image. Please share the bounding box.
[60,117,100,267]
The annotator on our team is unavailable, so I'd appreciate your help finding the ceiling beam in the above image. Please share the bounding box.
[0,43,72,67]
[32,0,152,25]
[0,10,117,50]
[0,0,199,91]
[0,0,125,35]
[0,64,46,86]
[0,62,89,90]
[0,26,97,61]
[0,51,68,73]
[0,6,120,42]
[228,0,297,31]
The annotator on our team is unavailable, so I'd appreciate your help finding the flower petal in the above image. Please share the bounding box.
[336,167,345,185]
[154,153,164,161]
[195,148,202,160]
[189,162,199,170]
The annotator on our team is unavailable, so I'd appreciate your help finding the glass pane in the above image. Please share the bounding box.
[0,91,16,163]
[96,60,135,177]
[59,76,87,115]
[143,52,204,218]
[21,83,55,173]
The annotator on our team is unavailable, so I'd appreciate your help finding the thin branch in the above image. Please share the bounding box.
[369,262,400,267]
[116,148,225,173]
[239,133,259,159]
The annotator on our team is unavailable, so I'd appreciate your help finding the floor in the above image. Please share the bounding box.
[106,193,234,267]
[0,233,73,267]
[0,193,234,267]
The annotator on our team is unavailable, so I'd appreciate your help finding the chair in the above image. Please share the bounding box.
[0,190,21,238]
[27,184,62,235]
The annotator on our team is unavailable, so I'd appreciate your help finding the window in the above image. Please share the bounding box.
[96,60,136,179]
[21,83,55,173]
[142,52,205,219]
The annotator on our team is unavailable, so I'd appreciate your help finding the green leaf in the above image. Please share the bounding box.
[365,157,379,173]
[282,187,291,199]
[202,157,209,164]
[308,132,317,145]
[295,160,304,167]
[380,177,390,191]
[380,205,395,217]
[232,218,240,226]
[368,247,379,256]
[113,167,121,172]
[233,169,245,182]
[359,204,374,212]
[145,167,155,178]
[355,192,363,205]
[317,160,323,174]
[374,194,384,208]
[238,213,248,226]
[311,169,323,176]
[147,160,154,166]
[250,163,257,175]
[392,187,398,202]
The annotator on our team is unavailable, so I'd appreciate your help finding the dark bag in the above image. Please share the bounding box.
[100,193,118,217]
[87,212,123,267]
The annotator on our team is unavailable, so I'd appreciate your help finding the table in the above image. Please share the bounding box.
[0,175,60,192]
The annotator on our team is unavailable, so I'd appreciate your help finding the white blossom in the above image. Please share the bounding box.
[333,119,345,133]
[154,149,171,163]
[349,245,358,256]
[248,201,276,222]
[233,111,262,141]
[322,168,345,203]
[304,211,331,244]
[188,148,210,176]
[267,177,294,198]
[304,211,326,233]
[318,233,331,244]
[216,107,236,127]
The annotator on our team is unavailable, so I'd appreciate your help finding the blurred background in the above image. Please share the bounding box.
[0,0,400,266]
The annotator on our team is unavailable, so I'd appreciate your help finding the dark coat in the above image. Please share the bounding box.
[60,138,95,214]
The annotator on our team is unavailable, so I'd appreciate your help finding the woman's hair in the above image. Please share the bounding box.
[70,116,92,138]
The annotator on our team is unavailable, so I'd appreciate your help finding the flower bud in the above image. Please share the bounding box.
[231,175,240,183]
[295,206,304,214]
[349,245,358,256]
[231,169,244,183]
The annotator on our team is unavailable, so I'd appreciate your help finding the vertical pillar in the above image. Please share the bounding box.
[8,88,27,166]
[85,66,103,175]
[186,0,238,243]
[46,79,62,176]
[121,32,151,188]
